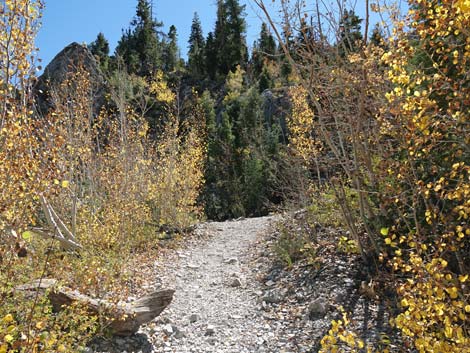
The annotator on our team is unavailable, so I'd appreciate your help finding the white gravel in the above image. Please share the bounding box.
[149,216,288,353]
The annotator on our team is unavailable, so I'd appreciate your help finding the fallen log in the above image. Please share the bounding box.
[17,279,174,336]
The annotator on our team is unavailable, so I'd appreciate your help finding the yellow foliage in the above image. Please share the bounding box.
[287,86,321,166]
[149,70,175,105]
[149,113,206,228]
[379,1,470,351]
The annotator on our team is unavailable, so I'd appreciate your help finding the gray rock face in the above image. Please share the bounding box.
[34,42,107,117]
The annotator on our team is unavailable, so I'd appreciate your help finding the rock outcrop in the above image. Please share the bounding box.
[34,42,107,116]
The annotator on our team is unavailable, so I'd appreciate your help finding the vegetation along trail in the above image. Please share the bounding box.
[90,215,317,353]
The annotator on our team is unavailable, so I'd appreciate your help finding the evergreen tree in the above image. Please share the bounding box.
[258,23,276,56]
[205,32,217,80]
[252,23,276,77]
[187,13,206,78]
[224,0,248,71]
[115,28,140,73]
[338,9,363,55]
[89,32,110,72]
[162,25,179,73]
[258,66,273,92]
[213,0,248,77]
[115,0,163,76]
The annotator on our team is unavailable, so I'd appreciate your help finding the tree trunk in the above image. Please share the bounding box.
[17,279,174,336]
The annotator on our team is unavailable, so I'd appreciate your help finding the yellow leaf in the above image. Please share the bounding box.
[2,314,13,323]
[381,227,389,236]
[4,334,14,343]
[61,180,69,188]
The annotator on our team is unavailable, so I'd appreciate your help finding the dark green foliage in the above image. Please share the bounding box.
[162,25,179,73]
[89,32,110,72]
[258,66,273,92]
[204,32,218,80]
[187,13,206,79]
[213,0,248,77]
[202,68,284,219]
[338,9,363,55]
[280,55,292,83]
[252,23,277,77]
[115,0,163,76]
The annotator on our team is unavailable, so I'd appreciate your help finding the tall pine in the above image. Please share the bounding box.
[162,25,179,73]
[213,0,247,77]
[187,13,206,79]
[89,32,110,72]
[115,0,163,76]
[205,32,217,80]
[338,9,363,55]
[252,23,277,87]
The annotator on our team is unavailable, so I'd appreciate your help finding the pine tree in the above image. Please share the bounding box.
[115,0,163,76]
[89,32,110,72]
[187,13,206,78]
[213,0,247,77]
[162,25,179,73]
[338,9,363,55]
[205,32,217,80]
[259,23,276,57]
[252,23,276,77]
[224,0,248,71]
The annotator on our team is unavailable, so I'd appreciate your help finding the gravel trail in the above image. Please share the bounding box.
[91,213,399,353]
[149,216,282,353]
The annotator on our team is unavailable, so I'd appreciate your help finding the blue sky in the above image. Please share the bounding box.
[35,0,267,68]
[35,1,396,69]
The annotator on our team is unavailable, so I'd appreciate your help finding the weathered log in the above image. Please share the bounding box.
[17,279,174,336]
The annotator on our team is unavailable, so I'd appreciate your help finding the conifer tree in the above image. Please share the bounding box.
[213,0,248,77]
[89,32,110,72]
[338,9,363,55]
[224,0,248,71]
[162,25,179,73]
[205,32,217,80]
[252,23,276,77]
[115,0,163,76]
[187,13,206,78]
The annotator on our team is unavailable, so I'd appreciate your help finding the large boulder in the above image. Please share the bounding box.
[34,42,107,116]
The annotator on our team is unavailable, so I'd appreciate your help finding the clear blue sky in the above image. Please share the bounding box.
[35,0,267,68]
[35,1,395,69]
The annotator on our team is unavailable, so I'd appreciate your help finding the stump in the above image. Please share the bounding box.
[17,279,175,336]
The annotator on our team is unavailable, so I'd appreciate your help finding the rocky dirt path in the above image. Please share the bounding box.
[91,214,397,353]
[148,216,292,353]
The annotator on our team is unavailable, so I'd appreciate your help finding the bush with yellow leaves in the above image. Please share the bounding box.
[377,1,470,351]
[0,1,99,352]
[256,0,469,351]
